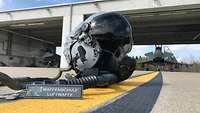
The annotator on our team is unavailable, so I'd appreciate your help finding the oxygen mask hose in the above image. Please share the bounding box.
[0,71,118,90]
[0,72,25,90]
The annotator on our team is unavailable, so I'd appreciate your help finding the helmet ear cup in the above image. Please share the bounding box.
[81,23,90,33]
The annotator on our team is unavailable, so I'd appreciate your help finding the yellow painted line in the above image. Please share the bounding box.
[0,72,159,113]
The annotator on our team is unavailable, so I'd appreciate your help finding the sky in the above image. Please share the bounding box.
[0,0,91,11]
[128,44,200,63]
[0,0,200,63]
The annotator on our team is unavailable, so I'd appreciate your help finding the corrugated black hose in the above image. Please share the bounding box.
[0,56,135,90]
[0,72,118,90]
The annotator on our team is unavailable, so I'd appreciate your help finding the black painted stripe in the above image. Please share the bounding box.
[88,72,163,113]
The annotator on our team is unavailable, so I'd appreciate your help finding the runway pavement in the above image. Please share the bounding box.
[0,68,158,113]
[91,72,200,113]
[151,72,200,113]
[89,72,162,113]
[0,67,199,113]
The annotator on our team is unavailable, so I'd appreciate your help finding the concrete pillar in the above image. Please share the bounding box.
[60,14,84,68]
[6,32,13,56]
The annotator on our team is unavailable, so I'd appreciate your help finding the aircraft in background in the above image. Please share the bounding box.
[136,44,181,70]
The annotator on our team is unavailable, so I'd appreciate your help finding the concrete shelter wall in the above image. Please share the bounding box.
[0,31,49,67]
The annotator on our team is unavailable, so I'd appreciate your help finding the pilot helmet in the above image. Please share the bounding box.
[71,12,133,54]
[66,12,133,70]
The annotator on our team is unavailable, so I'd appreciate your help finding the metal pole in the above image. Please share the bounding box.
[69,3,73,32]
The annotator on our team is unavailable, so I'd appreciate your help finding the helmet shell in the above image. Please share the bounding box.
[87,12,133,52]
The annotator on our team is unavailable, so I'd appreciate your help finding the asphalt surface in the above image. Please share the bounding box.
[89,72,162,113]
[90,72,200,113]
[0,68,199,113]
[151,72,200,113]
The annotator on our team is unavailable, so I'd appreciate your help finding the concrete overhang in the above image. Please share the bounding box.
[123,5,200,45]
[0,17,63,46]
[0,0,200,45]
